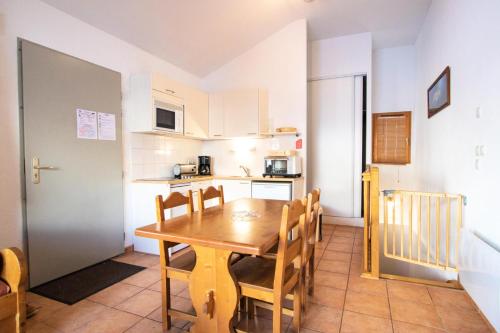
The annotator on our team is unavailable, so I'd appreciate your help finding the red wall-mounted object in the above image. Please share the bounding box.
[295,138,302,149]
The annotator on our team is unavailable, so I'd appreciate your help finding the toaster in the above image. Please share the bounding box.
[173,163,197,179]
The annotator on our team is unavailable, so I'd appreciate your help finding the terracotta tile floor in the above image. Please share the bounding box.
[26,224,493,333]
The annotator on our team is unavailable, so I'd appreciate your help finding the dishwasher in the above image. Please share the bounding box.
[251,181,292,200]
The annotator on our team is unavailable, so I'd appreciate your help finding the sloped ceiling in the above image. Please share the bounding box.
[41,0,431,77]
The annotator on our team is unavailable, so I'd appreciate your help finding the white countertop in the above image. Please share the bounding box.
[133,175,303,185]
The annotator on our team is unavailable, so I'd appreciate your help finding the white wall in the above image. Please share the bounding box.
[308,32,372,79]
[307,33,372,166]
[372,46,418,190]
[413,0,500,329]
[201,20,308,178]
[0,0,203,250]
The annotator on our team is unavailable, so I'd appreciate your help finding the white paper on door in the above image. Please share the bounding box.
[76,109,97,139]
[97,112,116,141]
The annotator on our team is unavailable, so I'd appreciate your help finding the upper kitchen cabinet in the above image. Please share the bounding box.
[224,90,258,137]
[208,93,225,138]
[184,87,209,139]
[128,73,208,139]
[151,72,186,98]
[208,89,268,138]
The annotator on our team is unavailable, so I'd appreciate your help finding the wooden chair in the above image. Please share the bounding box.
[232,200,307,333]
[156,191,197,330]
[198,185,224,211]
[303,188,321,309]
[256,190,320,314]
[0,248,27,333]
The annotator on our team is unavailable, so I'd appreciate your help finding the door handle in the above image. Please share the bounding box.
[32,157,58,184]
[33,166,58,170]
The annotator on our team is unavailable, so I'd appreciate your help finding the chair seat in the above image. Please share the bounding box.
[265,243,278,255]
[169,249,196,272]
[168,249,242,273]
[261,239,293,258]
[0,279,10,297]
[232,256,296,291]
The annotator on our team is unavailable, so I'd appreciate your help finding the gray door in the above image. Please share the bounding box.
[20,40,124,287]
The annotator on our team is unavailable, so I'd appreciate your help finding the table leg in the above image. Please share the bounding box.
[189,245,239,333]
[159,240,172,331]
[319,214,323,241]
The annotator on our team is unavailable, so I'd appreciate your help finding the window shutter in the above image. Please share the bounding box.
[372,112,411,164]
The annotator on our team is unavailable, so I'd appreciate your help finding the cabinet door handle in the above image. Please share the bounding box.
[247,133,257,135]
[185,132,193,135]
[213,134,223,137]
[165,89,175,94]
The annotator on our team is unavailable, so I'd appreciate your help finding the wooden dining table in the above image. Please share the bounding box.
[135,198,288,333]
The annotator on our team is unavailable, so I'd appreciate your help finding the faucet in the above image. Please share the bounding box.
[239,165,251,177]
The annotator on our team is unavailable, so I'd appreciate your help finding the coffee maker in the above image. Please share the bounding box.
[198,156,211,176]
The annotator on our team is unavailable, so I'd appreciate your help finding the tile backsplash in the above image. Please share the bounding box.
[129,133,303,179]
[202,136,301,177]
[129,133,203,179]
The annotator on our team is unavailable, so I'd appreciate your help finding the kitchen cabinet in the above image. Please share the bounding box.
[184,87,209,139]
[208,89,268,138]
[131,180,214,255]
[251,181,292,200]
[129,73,208,138]
[151,73,186,99]
[214,179,252,202]
[223,90,259,137]
[208,93,225,138]
[130,182,170,255]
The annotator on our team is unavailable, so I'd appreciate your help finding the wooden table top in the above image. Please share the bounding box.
[135,198,288,255]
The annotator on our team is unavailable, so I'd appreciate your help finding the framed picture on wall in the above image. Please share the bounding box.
[428,66,451,118]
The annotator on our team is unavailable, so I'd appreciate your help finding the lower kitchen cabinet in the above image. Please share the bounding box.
[130,180,213,255]
[214,178,303,202]
[130,183,168,255]
[213,179,252,202]
[251,181,292,200]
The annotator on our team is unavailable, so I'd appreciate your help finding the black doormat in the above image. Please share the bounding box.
[30,260,145,305]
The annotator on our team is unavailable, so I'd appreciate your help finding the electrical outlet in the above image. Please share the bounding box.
[475,107,481,119]
[475,159,481,171]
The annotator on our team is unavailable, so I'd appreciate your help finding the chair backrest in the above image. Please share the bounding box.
[198,185,224,211]
[0,248,27,333]
[305,188,321,248]
[155,190,194,223]
[273,199,307,297]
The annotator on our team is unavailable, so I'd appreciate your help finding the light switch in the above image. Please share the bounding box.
[476,107,481,119]
[475,145,486,157]
[480,145,486,156]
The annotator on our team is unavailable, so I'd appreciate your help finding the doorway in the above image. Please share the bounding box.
[308,75,366,221]
[19,40,125,287]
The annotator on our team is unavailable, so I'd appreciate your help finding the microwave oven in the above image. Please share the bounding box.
[153,97,184,134]
[263,156,302,178]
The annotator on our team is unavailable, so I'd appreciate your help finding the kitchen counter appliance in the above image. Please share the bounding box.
[263,156,302,178]
[198,156,211,176]
[153,93,184,134]
[173,163,197,179]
